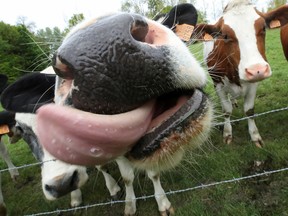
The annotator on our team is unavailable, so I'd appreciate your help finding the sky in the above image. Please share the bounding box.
[0,0,271,31]
[0,0,123,30]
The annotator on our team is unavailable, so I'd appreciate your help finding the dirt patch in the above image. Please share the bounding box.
[242,155,288,215]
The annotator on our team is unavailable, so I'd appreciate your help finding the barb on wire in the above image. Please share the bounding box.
[0,159,55,173]
[213,106,288,127]
[25,166,288,216]
[2,106,283,174]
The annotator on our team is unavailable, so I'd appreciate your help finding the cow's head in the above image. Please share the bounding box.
[1,13,213,173]
[1,70,88,201]
[193,0,288,83]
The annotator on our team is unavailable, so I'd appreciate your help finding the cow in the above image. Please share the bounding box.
[0,111,20,180]
[0,73,21,215]
[0,70,124,209]
[280,24,288,60]
[1,12,213,215]
[0,111,20,216]
[192,0,288,147]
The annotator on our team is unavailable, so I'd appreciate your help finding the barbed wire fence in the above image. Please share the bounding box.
[0,105,287,215]
[24,167,288,216]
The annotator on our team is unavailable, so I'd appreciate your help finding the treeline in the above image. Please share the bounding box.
[0,21,67,83]
[0,14,84,83]
[0,22,48,82]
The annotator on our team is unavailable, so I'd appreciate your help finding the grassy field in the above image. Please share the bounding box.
[1,28,288,216]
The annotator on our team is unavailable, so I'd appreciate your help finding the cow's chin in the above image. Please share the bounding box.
[128,89,213,171]
[36,89,212,169]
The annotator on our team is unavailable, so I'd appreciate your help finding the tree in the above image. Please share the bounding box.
[16,16,36,32]
[36,27,65,53]
[67,13,85,29]
[121,0,148,16]
[197,10,208,23]
[0,22,48,82]
[122,0,197,18]
[267,0,287,10]
[0,13,86,83]
[34,14,85,69]
[147,0,165,17]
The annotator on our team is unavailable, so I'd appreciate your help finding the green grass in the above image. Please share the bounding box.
[1,28,288,216]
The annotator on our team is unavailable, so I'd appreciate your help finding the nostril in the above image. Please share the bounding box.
[45,184,53,192]
[245,69,253,76]
[52,54,74,80]
[131,19,149,42]
[70,170,79,188]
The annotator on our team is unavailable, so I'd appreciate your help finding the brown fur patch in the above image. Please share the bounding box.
[254,18,267,62]
[206,20,241,86]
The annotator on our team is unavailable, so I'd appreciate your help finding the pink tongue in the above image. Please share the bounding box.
[36,101,155,166]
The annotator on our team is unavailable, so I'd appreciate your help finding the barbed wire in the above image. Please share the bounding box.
[24,166,288,216]
[1,105,287,174]
[213,106,288,126]
[0,159,55,173]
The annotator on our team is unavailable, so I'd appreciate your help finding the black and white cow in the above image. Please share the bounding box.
[0,75,18,215]
[155,3,198,42]
[0,69,133,212]
[0,111,20,216]
[1,12,213,215]
[155,3,198,28]
[0,111,20,179]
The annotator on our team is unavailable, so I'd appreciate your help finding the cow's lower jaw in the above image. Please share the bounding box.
[36,89,212,167]
[128,90,213,171]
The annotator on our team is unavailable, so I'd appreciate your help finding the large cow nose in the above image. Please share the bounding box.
[245,64,271,82]
[52,14,149,80]
[44,170,79,198]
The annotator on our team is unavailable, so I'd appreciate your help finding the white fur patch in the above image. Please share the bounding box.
[223,3,271,80]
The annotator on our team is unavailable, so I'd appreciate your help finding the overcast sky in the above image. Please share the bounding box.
[0,0,271,30]
[0,0,122,30]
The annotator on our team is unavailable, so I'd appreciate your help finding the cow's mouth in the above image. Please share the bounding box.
[36,89,209,166]
[129,89,208,160]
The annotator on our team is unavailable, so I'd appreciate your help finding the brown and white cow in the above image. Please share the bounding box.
[192,0,288,147]
[280,24,288,60]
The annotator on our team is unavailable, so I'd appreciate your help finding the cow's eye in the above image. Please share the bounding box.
[258,26,266,35]
[223,34,229,41]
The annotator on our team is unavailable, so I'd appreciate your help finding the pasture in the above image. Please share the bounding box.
[0,28,288,216]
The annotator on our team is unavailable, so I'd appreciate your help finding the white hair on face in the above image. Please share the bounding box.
[221,0,271,80]
[224,0,252,13]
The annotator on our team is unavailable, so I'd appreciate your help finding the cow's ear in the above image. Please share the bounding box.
[263,5,288,29]
[262,5,288,61]
[0,111,15,126]
[192,23,221,41]
[1,73,55,113]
